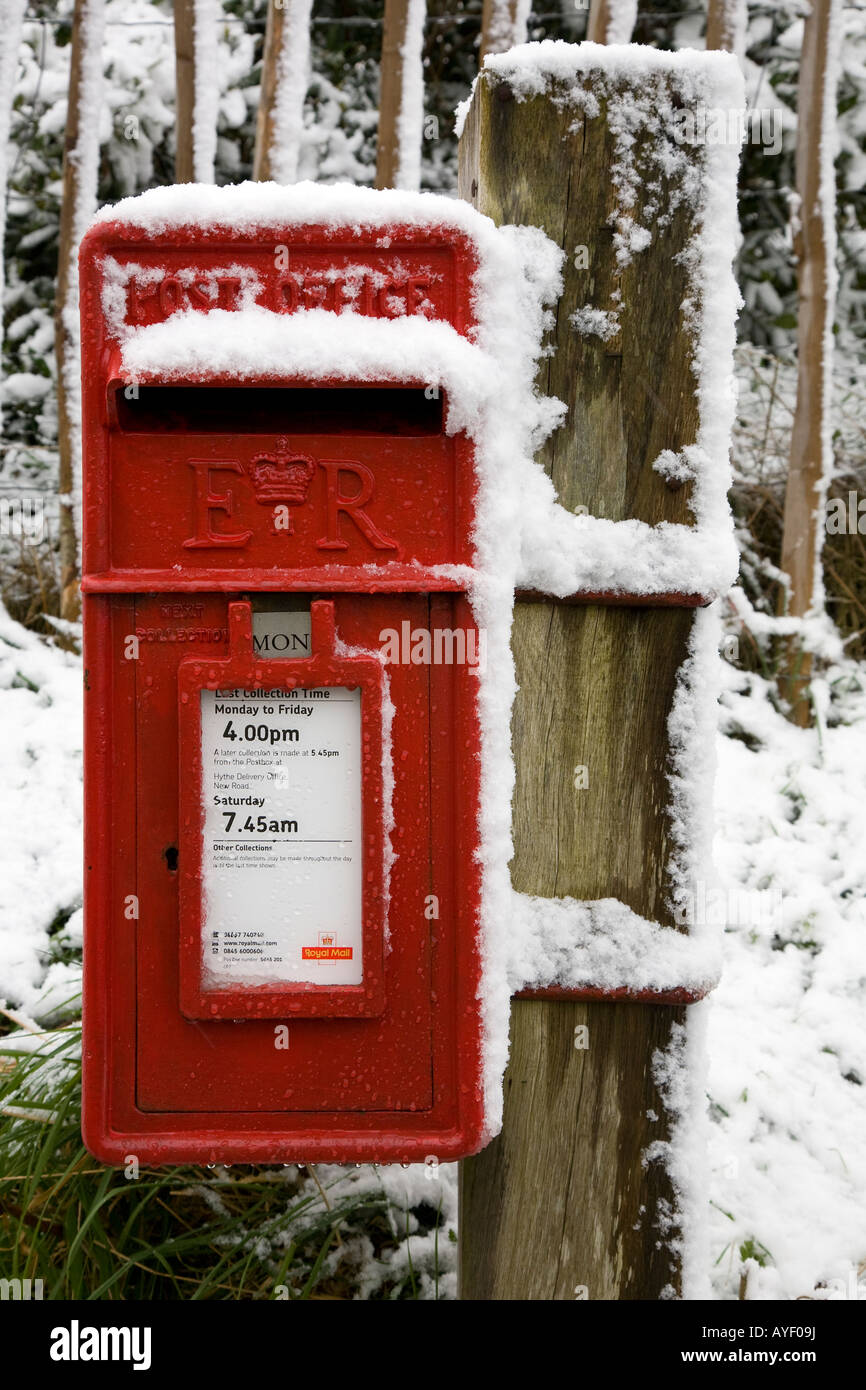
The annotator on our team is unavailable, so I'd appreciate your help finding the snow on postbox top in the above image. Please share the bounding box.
[78,182,514,595]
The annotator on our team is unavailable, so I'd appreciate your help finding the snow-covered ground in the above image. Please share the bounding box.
[707,654,866,1299]
[2,594,865,1299]
[0,602,83,1020]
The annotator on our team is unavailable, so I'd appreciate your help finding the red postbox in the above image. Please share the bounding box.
[79,196,486,1164]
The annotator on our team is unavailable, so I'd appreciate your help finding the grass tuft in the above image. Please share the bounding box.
[0,1022,444,1300]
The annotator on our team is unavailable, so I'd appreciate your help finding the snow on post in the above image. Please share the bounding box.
[267,0,314,185]
[173,0,219,184]
[376,0,426,191]
[396,0,426,190]
[705,0,747,58]
[0,0,27,437]
[192,0,219,183]
[55,0,105,613]
[479,0,531,61]
[587,0,638,45]
[458,40,745,1300]
[778,0,842,722]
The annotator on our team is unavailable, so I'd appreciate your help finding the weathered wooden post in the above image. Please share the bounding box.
[173,0,217,183]
[253,0,286,182]
[172,0,197,183]
[375,0,425,190]
[55,0,104,622]
[253,0,314,184]
[479,0,529,61]
[457,46,742,1299]
[586,0,637,46]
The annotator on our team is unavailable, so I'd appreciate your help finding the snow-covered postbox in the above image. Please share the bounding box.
[77,188,502,1165]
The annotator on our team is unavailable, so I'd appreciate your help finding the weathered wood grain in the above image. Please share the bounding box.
[459,997,683,1300]
[458,77,700,525]
[458,64,705,1301]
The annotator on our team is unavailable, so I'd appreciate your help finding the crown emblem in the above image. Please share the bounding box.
[249,438,317,505]
[319,932,335,947]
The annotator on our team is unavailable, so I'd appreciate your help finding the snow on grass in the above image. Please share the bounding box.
[708,654,866,1299]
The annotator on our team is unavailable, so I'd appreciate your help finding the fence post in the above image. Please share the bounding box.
[375,0,424,190]
[253,0,285,181]
[253,0,313,184]
[173,0,196,182]
[55,0,104,622]
[778,0,841,723]
[457,55,734,1300]
[479,0,530,61]
[586,0,637,45]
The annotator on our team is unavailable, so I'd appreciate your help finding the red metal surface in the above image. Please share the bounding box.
[81,222,476,335]
[80,220,486,1165]
[78,224,478,594]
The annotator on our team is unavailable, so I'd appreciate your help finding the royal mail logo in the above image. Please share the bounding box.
[302,931,353,961]
[250,438,317,505]
[184,453,399,552]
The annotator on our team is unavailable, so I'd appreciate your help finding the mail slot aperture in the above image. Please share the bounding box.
[110,385,445,435]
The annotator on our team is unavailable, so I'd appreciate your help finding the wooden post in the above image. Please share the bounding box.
[778,0,841,724]
[172,0,217,183]
[0,1,27,439]
[586,0,637,45]
[55,0,104,623]
[479,0,529,61]
[253,0,285,181]
[457,64,711,1300]
[253,0,313,184]
[705,0,745,54]
[173,0,196,183]
[375,0,425,190]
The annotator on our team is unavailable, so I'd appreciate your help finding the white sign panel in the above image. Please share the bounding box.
[251,609,312,659]
[200,616,363,988]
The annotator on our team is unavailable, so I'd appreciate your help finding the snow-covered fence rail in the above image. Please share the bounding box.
[457,42,743,1301]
